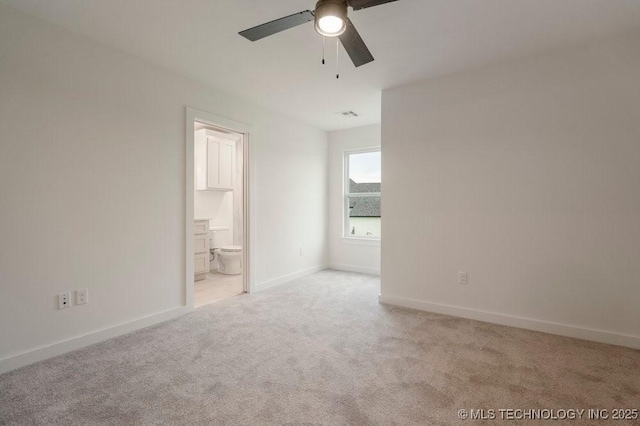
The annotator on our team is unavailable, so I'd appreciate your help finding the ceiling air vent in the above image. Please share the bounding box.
[336,110,360,118]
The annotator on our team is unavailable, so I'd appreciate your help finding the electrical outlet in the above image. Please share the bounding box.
[77,288,89,305]
[458,272,468,285]
[58,292,71,309]
[299,247,303,256]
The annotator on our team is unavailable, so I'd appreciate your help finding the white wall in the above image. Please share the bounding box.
[328,124,381,275]
[194,191,233,232]
[381,32,640,348]
[0,4,328,369]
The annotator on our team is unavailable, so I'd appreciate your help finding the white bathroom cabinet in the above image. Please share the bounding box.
[195,129,237,191]
[194,219,210,281]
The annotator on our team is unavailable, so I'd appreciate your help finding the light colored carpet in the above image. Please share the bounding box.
[1,270,638,425]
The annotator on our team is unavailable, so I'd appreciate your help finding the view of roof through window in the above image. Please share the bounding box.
[347,150,381,239]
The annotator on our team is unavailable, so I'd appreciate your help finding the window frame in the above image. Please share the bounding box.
[343,147,381,241]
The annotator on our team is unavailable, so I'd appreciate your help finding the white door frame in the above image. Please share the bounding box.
[185,107,255,309]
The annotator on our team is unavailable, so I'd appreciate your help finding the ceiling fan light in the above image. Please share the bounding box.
[318,16,345,35]
[314,0,348,37]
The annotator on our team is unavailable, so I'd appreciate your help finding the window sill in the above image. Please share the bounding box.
[340,237,381,247]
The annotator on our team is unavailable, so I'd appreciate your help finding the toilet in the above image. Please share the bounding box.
[215,246,242,275]
[209,228,242,275]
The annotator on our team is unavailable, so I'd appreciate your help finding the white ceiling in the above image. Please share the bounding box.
[4,0,640,131]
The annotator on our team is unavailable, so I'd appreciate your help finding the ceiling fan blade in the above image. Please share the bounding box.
[239,10,315,41]
[348,0,398,11]
[339,18,374,67]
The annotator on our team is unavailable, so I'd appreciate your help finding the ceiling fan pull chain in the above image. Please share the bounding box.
[336,38,340,79]
[322,36,325,65]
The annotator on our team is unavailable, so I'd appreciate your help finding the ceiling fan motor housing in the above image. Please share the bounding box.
[314,0,348,37]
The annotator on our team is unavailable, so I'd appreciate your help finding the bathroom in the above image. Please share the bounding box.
[193,122,244,307]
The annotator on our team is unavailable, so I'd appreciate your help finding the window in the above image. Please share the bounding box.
[344,149,381,239]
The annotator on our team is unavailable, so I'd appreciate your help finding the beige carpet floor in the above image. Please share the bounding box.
[1,270,639,425]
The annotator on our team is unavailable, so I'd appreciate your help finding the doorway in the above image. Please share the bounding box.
[185,108,252,309]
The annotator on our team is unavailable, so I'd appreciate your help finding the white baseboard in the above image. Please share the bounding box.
[329,263,380,276]
[1,264,328,374]
[253,265,328,292]
[379,294,640,350]
[0,306,191,375]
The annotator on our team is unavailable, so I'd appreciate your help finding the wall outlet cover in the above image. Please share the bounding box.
[77,288,89,305]
[58,292,71,309]
[458,272,468,285]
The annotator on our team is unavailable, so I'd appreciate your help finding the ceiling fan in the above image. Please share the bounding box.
[239,0,399,68]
